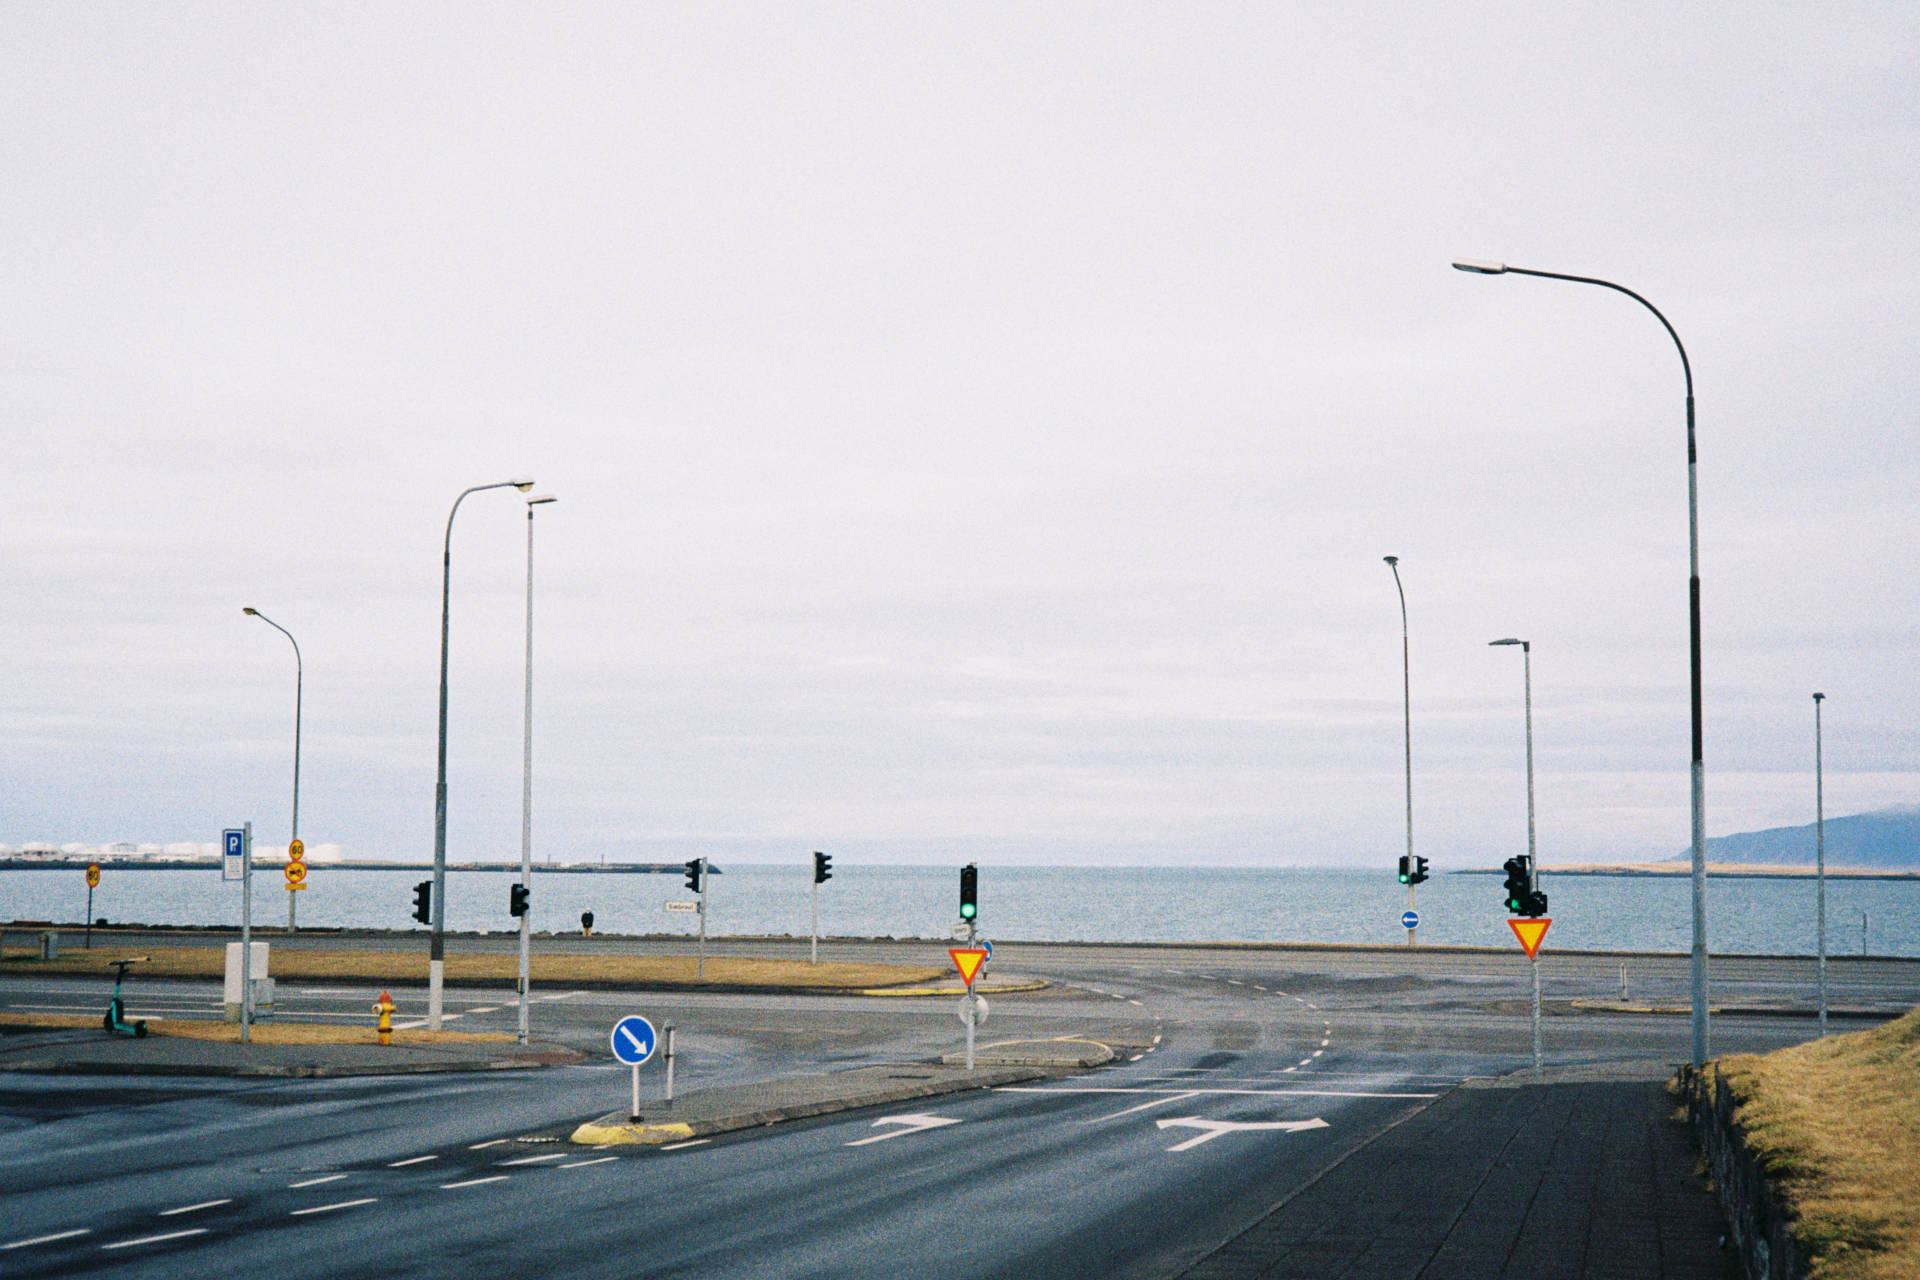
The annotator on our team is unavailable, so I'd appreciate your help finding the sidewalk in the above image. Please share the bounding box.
[1181,1062,1735,1280]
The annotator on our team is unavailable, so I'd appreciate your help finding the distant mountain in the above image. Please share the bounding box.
[1678,805,1920,869]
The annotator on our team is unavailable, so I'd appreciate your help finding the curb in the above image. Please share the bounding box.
[569,1064,1054,1146]
[0,1052,584,1079]
[856,979,1050,997]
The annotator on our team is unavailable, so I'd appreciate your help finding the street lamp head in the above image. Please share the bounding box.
[1489,637,1521,646]
[1452,259,1508,275]
[1383,555,1398,567]
[242,607,258,616]
[510,477,535,491]
[527,493,557,506]
[1813,691,1825,703]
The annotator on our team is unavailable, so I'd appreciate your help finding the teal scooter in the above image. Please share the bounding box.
[104,957,149,1037]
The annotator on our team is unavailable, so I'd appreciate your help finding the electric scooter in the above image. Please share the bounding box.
[104,956,150,1037]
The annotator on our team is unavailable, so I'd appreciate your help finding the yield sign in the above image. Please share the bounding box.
[1155,1117,1329,1151]
[1509,917,1553,959]
[949,948,988,987]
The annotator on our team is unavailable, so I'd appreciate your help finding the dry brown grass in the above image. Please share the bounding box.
[1,946,943,991]
[1717,1006,1920,1280]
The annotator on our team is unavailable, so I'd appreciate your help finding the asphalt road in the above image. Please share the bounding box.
[4,940,1915,1278]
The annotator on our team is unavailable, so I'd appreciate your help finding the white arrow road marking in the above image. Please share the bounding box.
[1156,1117,1330,1151]
[844,1113,963,1147]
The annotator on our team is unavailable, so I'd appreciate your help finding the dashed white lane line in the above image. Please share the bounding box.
[536,991,584,1000]
[1128,999,1144,1006]
[4,1229,91,1250]
[467,1006,501,1015]
[1129,1054,1144,1061]
[496,1152,570,1166]
[441,1176,509,1190]
[102,1228,208,1250]
[659,1139,709,1151]
[1086,1090,1202,1122]
[388,1155,438,1168]
[1151,1034,1163,1044]
[469,1139,511,1150]
[1297,1058,1313,1067]
[561,1156,620,1167]
[1320,1038,1331,1047]
[1251,984,1268,992]
[291,1199,377,1217]
[1225,979,1244,986]
[288,1174,347,1188]
[159,1200,231,1216]
[1312,1050,1325,1058]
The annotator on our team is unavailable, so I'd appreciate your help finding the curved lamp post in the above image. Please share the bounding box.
[1384,556,1415,945]
[430,477,534,1029]
[243,607,302,931]
[1813,691,1826,1036]
[1453,258,1709,1066]
[1491,636,1540,1071]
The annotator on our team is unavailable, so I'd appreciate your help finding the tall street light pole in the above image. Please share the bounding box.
[431,477,535,1030]
[1384,556,1415,946]
[243,607,302,932]
[1452,258,1710,1067]
[1813,691,1827,1036]
[518,492,556,1045]
[1490,638,1539,1070]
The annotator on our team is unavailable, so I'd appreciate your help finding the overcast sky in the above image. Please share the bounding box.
[3,4,1916,868]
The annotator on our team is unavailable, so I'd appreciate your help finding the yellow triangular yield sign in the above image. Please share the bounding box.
[1509,917,1552,959]
[948,948,988,987]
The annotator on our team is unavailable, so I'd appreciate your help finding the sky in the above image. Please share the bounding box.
[3,3,1916,868]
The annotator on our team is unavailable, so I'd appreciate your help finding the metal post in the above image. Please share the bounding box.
[518,495,553,1045]
[241,822,253,1044]
[85,886,93,949]
[965,991,976,1071]
[630,1062,641,1123]
[1862,910,1869,956]
[1531,955,1542,1074]
[810,873,819,966]
[244,609,302,932]
[1384,556,1415,945]
[1452,260,1708,1066]
[697,857,708,979]
[1814,692,1826,1035]
[431,478,533,1030]
[665,1025,676,1102]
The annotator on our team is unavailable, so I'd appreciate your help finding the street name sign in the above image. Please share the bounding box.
[1509,917,1552,959]
[610,1015,658,1065]
[664,900,699,913]
[948,948,988,987]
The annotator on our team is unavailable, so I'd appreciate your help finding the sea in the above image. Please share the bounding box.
[5,863,1917,958]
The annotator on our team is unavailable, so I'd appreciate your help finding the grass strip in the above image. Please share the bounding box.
[1,947,944,991]
[1715,1006,1920,1280]
[0,1011,514,1044]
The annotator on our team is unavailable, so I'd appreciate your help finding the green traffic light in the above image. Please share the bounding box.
[1399,872,1411,884]
[960,903,976,920]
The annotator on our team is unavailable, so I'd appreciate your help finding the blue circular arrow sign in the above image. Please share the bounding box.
[610,1015,657,1065]
[1401,910,1420,930]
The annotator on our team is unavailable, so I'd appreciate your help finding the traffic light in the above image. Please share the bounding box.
[959,863,978,921]
[1398,855,1411,884]
[813,850,832,884]
[508,883,530,917]
[1520,887,1549,918]
[1502,856,1531,914]
[411,880,432,925]
[684,858,704,894]
[1410,856,1430,885]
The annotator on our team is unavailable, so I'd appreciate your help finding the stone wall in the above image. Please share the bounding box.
[1679,1063,1807,1280]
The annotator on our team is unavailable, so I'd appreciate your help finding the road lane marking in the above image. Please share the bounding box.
[467,1006,500,1014]
[159,1200,231,1216]
[1128,999,1144,1006]
[845,1114,963,1146]
[1226,979,1244,986]
[659,1139,709,1151]
[1252,985,1267,991]
[496,1152,570,1166]
[287,1174,347,1188]
[441,1176,509,1189]
[469,1139,511,1149]
[102,1228,208,1250]
[1085,1090,1201,1122]
[1297,1058,1313,1067]
[1158,1117,1330,1151]
[560,1156,620,1167]
[388,1155,438,1167]
[536,991,584,1000]
[291,1198,377,1217]
[999,1085,1438,1099]
[4,1229,91,1250]
[1151,1034,1163,1044]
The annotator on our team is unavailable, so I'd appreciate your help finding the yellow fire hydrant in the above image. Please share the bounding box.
[373,990,395,1046]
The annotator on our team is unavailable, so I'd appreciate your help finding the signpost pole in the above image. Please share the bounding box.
[241,822,253,1045]
[85,884,94,950]
[630,1062,641,1123]
[810,876,818,967]
[965,990,976,1072]
[665,1026,676,1102]
[1530,955,1542,1075]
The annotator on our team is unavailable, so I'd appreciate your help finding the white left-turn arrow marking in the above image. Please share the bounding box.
[1155,1116,1329,1151]
[844,1114,963,1146]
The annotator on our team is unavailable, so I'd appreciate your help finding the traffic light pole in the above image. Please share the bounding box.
[698,858,708,980]
[810,874,818,966]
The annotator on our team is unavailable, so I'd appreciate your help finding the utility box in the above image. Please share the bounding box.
[223,942,274,1022]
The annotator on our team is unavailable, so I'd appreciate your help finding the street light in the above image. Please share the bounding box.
[430,476,534,1030]
[1488,639,1536,898]
[243,607,302,932]
[1452,258,1711,1067]
[1384,556,1416,945]
[518,492,556,1044]
[1813,691,1827,1036]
